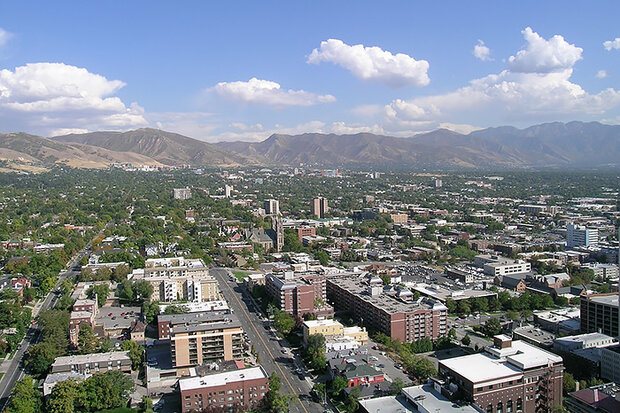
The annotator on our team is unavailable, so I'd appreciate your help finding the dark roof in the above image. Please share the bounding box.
[341,363,383,379]
[501,275,526,289]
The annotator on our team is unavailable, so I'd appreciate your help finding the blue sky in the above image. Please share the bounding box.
[0,1,619,141]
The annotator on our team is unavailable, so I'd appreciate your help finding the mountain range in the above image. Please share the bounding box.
[0,121,618,170]
[217,121,620,169]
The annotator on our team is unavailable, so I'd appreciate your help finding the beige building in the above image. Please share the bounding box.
[130,258,221,303]
[390,213,409,224]
[158,312,244,367]
[302,319,368,346]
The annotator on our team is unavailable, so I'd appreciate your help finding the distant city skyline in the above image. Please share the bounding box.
[0,1,619,141]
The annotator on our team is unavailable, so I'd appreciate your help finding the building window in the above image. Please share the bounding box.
[516,398,522,412]
[507,400,513,413]
[487,404,493,413]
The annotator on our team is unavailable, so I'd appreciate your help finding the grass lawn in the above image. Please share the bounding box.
[0,373,4,380]
[232,270,247,281]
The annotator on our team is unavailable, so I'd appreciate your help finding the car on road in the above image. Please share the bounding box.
[377,363,385,368]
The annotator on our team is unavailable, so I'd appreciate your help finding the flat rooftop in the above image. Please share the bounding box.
[303,319,343,328]
[440,352,522,385]
[158,311,234,325]
[179,366,268,391]
[328,274,445,315]
[589,294,619,307]
[52,351,129,366]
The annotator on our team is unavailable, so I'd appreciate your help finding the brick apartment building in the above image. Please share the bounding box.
[326,273,448,343]
[69,297,98,348]
[158,312,244,367]
[297,226,316,242]
[438,335,564,413]
[179,366,269,412]
[580,293,619,338]
[265,271,334,319]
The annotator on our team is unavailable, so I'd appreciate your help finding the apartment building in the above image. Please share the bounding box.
[301,318,368,345]
[265,271,333,319]
[129,257,221,303]
[475,254,531,277]
[311,197,329,218]
[179,366,269,413]
[264,199,279,215]
[173,187,192,200]
[567,223,599,248]
[69,298,98,348]
[158,312,244,367]
[580,293,619,337]
[51,351,131,374]
[326,273,448,343]
[438,336,564,413]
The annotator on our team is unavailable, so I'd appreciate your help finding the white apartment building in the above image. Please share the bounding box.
[567,223,599,248]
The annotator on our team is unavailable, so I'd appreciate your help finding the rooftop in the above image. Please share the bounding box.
[588,294,619,307]
[327,274,446,315]
[303,319,343,329]
[178,366,268,392]
[440,339,562,384]
[52,351,130,366]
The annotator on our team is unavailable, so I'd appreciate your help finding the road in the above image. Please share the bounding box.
[0,230,102,410]
[211,268,326,413]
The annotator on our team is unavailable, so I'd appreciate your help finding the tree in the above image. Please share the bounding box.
[389,378,405,395]
[273,309,295,335]
[444,298,457,313]
[139,396,154,413]
[87,284,110,307]
[306,334,327,371]
[119,280,134,302]
[25,341,58,377]
[461,334,471,346]
[314,250,330,266]
[78,324,99,354]
[265,373,289,413]
[330,376,348,397]
[163,304,188,315]
[47,378,80,413]
[563,372,576,395]
[133,280,154,303]
[143,301,160,324]
[5,376,42,413]
[457,300,471,315]
[75,370,134,412]
[121,339,144,370]
[312,383,326,405]
[345,387,361,413]
[483,318,502,337]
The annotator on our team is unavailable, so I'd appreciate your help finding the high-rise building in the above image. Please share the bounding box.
[580,293,619,337]
[173,187,192,200]
[567,223,599,248]
[434,178,443,188]
[157,312,244,367]
[264,199,279,215]
[224,185,233,198]
[311,197,328,218]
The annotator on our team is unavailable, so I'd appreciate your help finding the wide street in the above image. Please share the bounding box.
[211,268,326,413]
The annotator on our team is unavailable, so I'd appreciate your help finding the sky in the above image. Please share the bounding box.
[0,1,619,142]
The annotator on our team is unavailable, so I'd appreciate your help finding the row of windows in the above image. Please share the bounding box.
[486,399,522,413]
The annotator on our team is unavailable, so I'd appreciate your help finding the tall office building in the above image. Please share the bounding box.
[271,214,284,252]
[224,185,233,198]
[567,223,599,248]
[264,199,280,215]
[310,197,328,218]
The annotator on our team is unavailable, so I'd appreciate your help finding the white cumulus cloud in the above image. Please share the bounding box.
[508,27,582,73]
[473,40,493,61]
[307,39,430,87]
[596,70,609,79]
[378,27,620,133]
[0,62,147,135]
[603,38,620,51]
[210,77,335,107]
